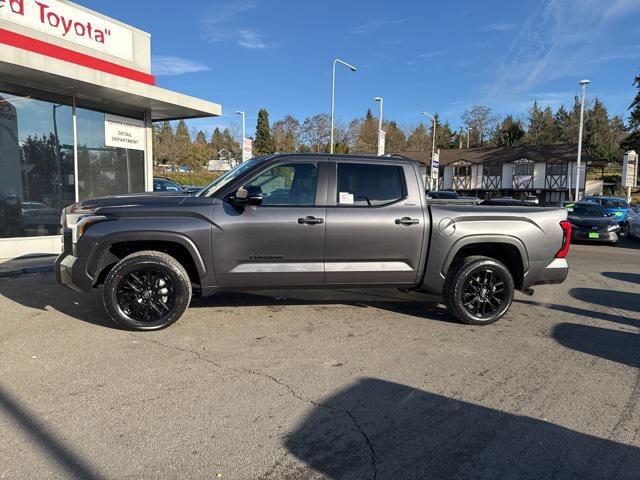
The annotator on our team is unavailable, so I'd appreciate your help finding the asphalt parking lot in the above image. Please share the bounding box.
[1,240,639,480]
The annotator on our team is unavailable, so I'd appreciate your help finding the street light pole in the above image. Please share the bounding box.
[574,79,590,202]
[421,112,437,190]
[374,96,383,156]
[235,110,245,163]
[467,126,471,149]
[330,58,357,154]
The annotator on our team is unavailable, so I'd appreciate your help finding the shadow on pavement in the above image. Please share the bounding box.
[570,287,640,313]
[278,378,640,480]
[602,271,640,285]
[552,323,640,369]
[0,274,455,328]
[0,384,106,480]
[192,289,456,324]
[0,273,115,329]
[515,298,638,329]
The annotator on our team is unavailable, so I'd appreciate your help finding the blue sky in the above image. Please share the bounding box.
[80,0,640,137]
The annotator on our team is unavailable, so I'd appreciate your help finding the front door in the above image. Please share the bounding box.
[212,160,327,287]
[324,161,426,285]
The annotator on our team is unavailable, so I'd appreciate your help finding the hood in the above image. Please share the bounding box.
[568,215,617,227]
[69,192,187,214]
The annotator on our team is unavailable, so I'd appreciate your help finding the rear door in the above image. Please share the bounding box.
[324,160,427,285]
[211,159,328,287]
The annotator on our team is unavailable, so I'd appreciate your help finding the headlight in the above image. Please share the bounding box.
[72,215,109,243]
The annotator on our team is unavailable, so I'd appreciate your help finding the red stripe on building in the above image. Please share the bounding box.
[0,28,155,85]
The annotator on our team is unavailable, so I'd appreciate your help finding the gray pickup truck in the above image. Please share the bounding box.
[56,154,571,331]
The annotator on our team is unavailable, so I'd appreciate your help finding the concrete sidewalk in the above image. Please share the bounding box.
[0,255,56,278]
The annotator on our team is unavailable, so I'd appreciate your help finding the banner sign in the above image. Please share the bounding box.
[104,114,145,151]
[377,129,385,156]
[242,137,253,162]
[0,0,134,61]
[622,150,638,188]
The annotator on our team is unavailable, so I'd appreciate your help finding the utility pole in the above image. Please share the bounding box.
[574,79,590,202]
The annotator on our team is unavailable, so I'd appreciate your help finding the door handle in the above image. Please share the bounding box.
[395,217,419,226]
[298,216,324,225]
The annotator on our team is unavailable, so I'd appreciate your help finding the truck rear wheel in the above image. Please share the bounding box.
[102,251,192,331]
[443,256,514,325]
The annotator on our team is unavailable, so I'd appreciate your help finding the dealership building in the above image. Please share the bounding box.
[0,0,220,259]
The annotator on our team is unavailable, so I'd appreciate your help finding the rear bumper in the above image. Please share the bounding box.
[523,258,568,289]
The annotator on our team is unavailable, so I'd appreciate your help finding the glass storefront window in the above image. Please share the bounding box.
[0,92,75,238]
[76,108,145,200]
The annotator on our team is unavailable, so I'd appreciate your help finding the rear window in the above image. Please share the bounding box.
[601,198,628,208]
[337,163,406,207]
[573,204,608,217]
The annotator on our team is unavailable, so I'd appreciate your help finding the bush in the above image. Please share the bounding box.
[156,171,223,187]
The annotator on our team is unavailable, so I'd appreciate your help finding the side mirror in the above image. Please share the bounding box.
[230,185,263,206]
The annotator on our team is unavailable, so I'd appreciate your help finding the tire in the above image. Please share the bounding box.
[443,256,515,325]
[102,250,192,331]
[622,222,630,238]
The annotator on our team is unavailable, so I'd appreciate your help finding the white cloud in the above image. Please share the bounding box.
[200,1,274,49]
[237,29,267,49]
[485,0,640,99]
[152,56,210,76]
[481,22,517,32]
[351,19,405,34]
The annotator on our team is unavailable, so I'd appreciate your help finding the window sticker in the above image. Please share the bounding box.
[339,192,354,204]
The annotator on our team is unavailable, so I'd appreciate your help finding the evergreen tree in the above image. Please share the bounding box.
[152,121,176,165]
[406,123,430,151]
[254,108,275,154]
[494,115,525,147]
[209,127,225,155]
[622,71,640,153]
[435,118,456,149]
[195,130,207,145]
[384,121,406,153]
[174,120,192,167]
[525,102,556,144]
[221,128,241,159]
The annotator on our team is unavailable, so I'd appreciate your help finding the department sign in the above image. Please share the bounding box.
[105,114,145,151]
[0,0,134,61]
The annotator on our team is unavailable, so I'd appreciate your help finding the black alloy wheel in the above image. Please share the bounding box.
[103,251,192,330]
[116,267,175,323]
[444,256,515,325]
[461,267,506,319]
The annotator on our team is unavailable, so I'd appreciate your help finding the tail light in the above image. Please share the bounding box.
[556,221,572,258]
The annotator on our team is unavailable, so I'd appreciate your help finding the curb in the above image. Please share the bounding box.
[0,265,54,278]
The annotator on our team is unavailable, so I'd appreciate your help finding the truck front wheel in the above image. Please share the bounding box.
[443,256,514,325]
[102,251,192,331]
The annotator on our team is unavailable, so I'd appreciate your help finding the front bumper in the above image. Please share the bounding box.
[523,258,568,289]
[571,230,619,242]
[54,229,93,292]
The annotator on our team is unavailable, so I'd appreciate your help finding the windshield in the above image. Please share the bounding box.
[198,159,262,197]
[572,204,608,217]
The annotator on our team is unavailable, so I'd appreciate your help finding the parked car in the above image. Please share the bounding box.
[56,154,570,331]
[622,205,640,239]
[481,198,536,207]
[0,193,22,237]
[20,201,61,235]
[427,190,458,200]
[583,196,631,225]
[567,201,621,243]
[153,177,200,196]
[523,195,540,204]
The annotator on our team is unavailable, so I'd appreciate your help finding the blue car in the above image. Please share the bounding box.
[583,196,632,225]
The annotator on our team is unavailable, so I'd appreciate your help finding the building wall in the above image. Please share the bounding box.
[502,164,513,189]
[533,162,546,189]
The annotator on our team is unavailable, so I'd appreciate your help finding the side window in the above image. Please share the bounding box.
[244,162,318,206]
[336,163,406,207]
